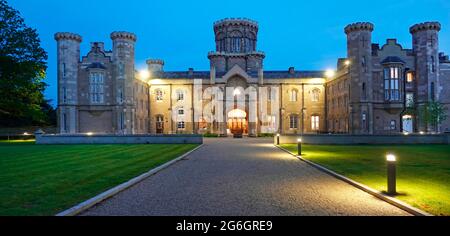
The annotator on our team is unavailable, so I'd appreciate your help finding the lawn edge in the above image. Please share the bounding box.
[275,145,433,216]
[55,144,204,216]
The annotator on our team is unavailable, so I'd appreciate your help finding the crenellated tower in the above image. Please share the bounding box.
[55,32,82,134]
[208,18,265,74]
[110,31,137,134]
[345,22,374,134]
[410,22,441,132]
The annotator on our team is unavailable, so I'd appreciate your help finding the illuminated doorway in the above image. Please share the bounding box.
[402,115,413,133]
[227,109,248,136]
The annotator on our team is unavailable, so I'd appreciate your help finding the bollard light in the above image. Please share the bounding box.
[276,133,280,145]
[297,138,302,156]
[386,153,397,195]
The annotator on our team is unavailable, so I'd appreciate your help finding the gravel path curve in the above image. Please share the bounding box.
[81,138,410,216]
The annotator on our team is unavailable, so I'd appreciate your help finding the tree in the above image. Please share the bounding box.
[419,101,448,133]
[0,0,51,126]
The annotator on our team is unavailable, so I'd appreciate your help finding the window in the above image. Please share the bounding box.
[390,120,396,130]
[176,90,185,101]
[406,93,414,108]
[406,72,414,83]
[118,89,123,103]
[430,82,435,101]
[155,89,163,101]
[89,72,104,104]
[178,108,184,115]
[384,67,400,101]
[177,121,185,129]
[311,116,319,131]
[362,83,366,100]
[290,89,298,102]
[118,63,125,77]
[119,112,125,130]
[289,115,298,129]
[63,113,68,132]
[62,87,67,103]
[311,89,320,102]
[62,63,66,78]
[431,56,436,73]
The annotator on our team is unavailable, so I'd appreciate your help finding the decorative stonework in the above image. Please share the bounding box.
[344,22,374,34]
[409,22,441,34]
[110,31,137,42]
[54,32,82,42]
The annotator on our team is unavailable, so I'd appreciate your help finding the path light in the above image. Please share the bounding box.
[297,138,302,156]
[276,133,280,145]
[23,132,30,136]
[86,132,94,136]
[386,153,397,195]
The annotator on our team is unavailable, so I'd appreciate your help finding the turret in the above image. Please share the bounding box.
[410,22,441,132]
[410,22,441,102]
[146,59,164,74]
[55,32,82,133]
[344,22,374,134]
[110,31,137,134]
[208,18,265,73]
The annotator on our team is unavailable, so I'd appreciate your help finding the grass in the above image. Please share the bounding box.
[0,140,198,216]
[280,144,450,216]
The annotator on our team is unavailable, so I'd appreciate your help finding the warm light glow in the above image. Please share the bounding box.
[86,132,94,136]
[344,60,351,66]
[23,132,30,136]
[419,131,425,135]
[277,134,280,137]
[386,154,396,162]
[233,89,241,96]
[403,132,409,136]
[325,69,336,78]
[297,138,302,143]
[228,109,247,119]
[139,70,150,81]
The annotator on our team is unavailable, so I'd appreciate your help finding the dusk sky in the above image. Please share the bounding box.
[10,0,450,106]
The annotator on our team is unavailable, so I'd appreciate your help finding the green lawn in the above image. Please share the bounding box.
[0,140,198,216]
[280,144,450,216]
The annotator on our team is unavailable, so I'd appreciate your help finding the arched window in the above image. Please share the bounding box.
[311,88,320,102]
[290,89,298,102]
[155,89,163,101]
[430,82,435,101]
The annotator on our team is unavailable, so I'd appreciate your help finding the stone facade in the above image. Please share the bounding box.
[55,18,450,135]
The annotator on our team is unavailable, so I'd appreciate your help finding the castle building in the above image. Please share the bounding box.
[55,19,450,136]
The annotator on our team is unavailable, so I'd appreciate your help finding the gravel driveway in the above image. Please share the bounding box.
[81,138,409,216]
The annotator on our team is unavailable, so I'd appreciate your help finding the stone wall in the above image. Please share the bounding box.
[35,133,203,144]
[275,134,450,145]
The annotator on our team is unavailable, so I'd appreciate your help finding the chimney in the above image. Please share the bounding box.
[288,67,295,74]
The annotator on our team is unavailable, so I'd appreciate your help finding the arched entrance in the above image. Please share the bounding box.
[227,109,248,137]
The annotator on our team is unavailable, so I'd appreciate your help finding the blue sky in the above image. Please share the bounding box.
[9,0,450,106]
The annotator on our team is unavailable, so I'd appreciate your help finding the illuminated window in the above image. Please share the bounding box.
[390,120,396,130]
[289,115,298,129]
[290,89,298,102]
[89,72,104,104]
[311,89,320,102]
[311,115,319,131]
[155,89,163,101]
[176,90,185,101]
[406,72,414,83]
